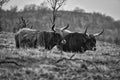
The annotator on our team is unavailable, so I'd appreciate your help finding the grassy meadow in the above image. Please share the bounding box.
[0,30,120,80]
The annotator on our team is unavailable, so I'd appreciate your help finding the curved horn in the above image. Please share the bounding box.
[62,24,69,30]
[61,24,69,31]
[84,26,89,34]
[93,29,104,37]
[51,24,56,32]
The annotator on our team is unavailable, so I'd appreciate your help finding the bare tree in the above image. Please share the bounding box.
[0,0,10,32]
[73,7,85,13]
[13,17,33,32]
[47,0,66,26]
[0,0,9,9]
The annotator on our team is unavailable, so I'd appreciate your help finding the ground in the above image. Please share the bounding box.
[0,32,120,80]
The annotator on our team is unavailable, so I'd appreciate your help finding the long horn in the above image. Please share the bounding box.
[93,29,104,37]
[84,26,89,34]
[63,24,69,30]
[61,24,69,31]
[51,24,56,32]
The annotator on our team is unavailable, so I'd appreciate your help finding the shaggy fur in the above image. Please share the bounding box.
[58,33,97,53]
[15,28,62,49]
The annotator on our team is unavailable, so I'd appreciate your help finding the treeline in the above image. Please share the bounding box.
[0,4,120,45]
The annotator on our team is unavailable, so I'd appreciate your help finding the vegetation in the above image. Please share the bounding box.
[0,3,120,45]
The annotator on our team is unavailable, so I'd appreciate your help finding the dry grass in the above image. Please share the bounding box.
[0,32,120,80]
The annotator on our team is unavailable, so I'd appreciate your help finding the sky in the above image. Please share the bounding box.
[2,0,120,20]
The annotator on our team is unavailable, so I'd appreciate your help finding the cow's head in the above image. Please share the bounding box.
[83,26,104,51]
[51,24,70,44]
[46,24,69,49]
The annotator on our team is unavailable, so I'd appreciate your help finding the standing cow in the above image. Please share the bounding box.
[57,27,104,55]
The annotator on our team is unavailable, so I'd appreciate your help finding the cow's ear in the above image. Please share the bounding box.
[61,39,66,44]
[83,37,87,43]
[83,34,90,43]
[89,34,95,38]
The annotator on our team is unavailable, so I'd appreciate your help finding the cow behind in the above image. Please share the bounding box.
[36,31,63,50]
[14,25,65,50]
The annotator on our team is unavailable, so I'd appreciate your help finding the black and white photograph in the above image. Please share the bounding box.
[0,0,120,80]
